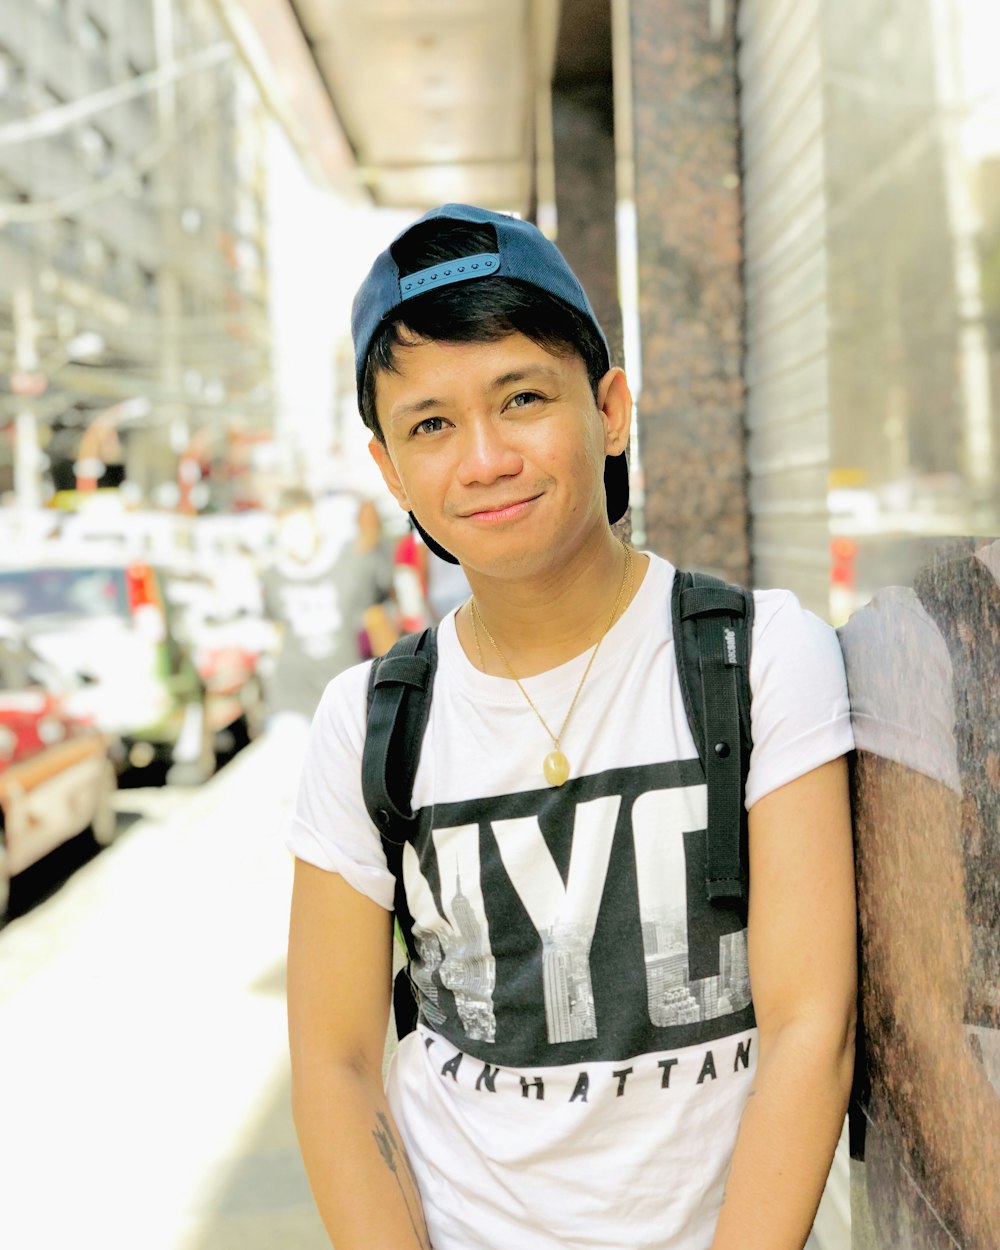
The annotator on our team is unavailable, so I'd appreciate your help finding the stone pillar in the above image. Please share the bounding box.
[840,537,1000,1250]
[550,0,625,537]
[551,1,627,536]
[628,0,748,581]
[552,81,623,367]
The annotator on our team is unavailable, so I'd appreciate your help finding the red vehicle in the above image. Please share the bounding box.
[0,627,118,918]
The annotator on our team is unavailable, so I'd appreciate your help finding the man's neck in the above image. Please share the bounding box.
[457,530,646,677]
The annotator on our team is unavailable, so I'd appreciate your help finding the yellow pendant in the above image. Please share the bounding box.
[543,749,570,787]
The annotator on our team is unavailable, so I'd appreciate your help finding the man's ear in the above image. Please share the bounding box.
[597,367,633,457]
[368,438,412,511]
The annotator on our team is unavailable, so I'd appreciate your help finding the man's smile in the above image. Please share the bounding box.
[458,493,543,523]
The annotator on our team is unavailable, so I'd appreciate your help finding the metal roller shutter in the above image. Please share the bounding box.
[737,14,850,1245]
[737,0,831,618]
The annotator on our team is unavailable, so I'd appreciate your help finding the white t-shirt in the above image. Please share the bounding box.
[289,553,854,1250]
[838,584,960,792]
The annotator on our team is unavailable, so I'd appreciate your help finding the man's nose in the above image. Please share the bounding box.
[456,417,523,486]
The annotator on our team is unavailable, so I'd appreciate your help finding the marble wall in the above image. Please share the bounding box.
[839,537,1000,1250]
[628,0,749,582]
[552,82,622,369]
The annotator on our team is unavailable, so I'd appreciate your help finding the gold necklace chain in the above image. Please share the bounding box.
[469,541,633,787]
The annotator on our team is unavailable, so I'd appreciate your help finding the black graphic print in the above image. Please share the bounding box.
[396,761,754,1069]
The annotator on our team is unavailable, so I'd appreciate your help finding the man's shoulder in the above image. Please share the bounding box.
[747,585,850,704]
[750,584,841,649]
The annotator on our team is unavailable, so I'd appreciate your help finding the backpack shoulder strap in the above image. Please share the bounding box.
[671,569,754,905]
[362,628,438,1041]
[362,626,438,841]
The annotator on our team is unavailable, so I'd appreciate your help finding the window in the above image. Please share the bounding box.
[36,82,66,111]
[822,0,1000,598]
[82,234,108,273]
[141,266,158,308]
[0,568,128,624]
[79,13,110,56]
[57,219,81,270]
[0,43,25,100]
[79,125,114,176]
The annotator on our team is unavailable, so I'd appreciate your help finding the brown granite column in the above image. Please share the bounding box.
[551,0,623,365]
[840,537,1000,1250]
[628,0,748,581]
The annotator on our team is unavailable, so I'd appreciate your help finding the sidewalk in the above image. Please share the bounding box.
[0,725,329,1250]
[178,724,331,1250]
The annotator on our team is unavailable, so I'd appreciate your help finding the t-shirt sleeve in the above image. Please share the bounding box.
[837,585,959,791]
[284,661,396,909]
[744,589,855,810]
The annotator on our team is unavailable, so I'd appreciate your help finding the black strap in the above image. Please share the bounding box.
[671,570,754,904]
[363,628,437,839]
[363,628,438,1039]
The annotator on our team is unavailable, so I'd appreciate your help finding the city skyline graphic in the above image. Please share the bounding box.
[400,778,753,1058]
[542,921,598,1042]
[641,909,751,1027]
[413,866,497,1042]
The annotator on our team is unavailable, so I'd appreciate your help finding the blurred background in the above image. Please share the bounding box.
[0,1,997,1247]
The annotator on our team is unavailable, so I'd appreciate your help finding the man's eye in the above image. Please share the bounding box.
[412,416,448,436]
[508,391,542,409]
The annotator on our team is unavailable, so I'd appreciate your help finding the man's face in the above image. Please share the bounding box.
[276,506,320,562]
[368,332,627,578]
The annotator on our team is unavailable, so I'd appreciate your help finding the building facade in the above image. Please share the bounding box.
[738,0,1000,619]
[0,0,272,511]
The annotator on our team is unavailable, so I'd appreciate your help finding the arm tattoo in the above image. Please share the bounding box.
[372,1110,433,1249]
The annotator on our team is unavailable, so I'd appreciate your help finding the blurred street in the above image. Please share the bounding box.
[0,725,330,1250]
[1,1,997,1245]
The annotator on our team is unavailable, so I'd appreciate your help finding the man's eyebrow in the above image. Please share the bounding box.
[489,365,562,390]
[389,396,447,423]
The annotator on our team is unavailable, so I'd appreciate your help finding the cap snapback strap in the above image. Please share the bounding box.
[399,252,501,301]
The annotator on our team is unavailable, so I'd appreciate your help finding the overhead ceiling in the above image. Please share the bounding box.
[287,0,563,214]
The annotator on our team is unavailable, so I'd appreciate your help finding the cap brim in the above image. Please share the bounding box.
[410,451,630,566]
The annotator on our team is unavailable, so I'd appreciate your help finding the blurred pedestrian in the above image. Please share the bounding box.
[425,544,471,622]
[260,488,393,727]
[286,206,856,1250]
[392,524,431,633]
[391,525,472,630]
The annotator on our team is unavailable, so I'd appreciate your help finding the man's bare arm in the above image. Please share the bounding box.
[287,859,432,1249]
[710,756,857,1250]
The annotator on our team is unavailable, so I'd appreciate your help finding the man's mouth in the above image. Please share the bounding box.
[462,494,541,523]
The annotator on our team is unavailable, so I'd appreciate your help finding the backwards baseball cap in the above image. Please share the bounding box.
[351,203,629,564]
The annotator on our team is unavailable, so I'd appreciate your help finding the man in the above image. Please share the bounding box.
[286,204,856,1250]
[261,488,393,726]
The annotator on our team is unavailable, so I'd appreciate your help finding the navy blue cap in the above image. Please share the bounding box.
[351,204,628,563]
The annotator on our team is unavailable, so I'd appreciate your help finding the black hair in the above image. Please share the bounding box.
[277,486,314,515]
[360,221,608,443]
